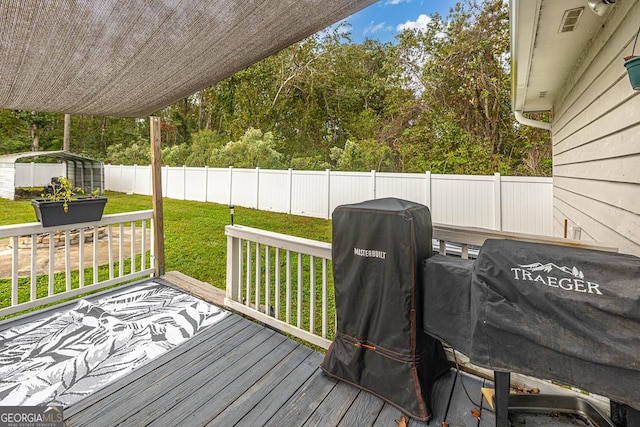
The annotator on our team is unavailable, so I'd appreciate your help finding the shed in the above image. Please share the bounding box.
[0,151,104,200]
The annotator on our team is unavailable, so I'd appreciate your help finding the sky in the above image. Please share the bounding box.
[340,0,460,44]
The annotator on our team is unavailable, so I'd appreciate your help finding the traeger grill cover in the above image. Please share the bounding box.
[320,198,449,421]
[423,239,640,410]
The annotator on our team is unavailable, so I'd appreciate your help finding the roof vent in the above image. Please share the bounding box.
[559,7,584,33]
[539,91,548,98]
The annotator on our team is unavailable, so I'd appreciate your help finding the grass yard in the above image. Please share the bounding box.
[1,192,334,339]
[0,192,332,290]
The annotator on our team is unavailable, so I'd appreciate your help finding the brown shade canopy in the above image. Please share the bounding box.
[0,0,375,117]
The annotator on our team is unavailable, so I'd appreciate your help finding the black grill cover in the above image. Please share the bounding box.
[423,239,640,410]
[320,198,449,421]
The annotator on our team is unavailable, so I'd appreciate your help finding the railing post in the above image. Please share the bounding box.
[226,231,240,302]
[494,172,502,231]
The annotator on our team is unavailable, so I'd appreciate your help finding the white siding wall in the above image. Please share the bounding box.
[552,0,640,255]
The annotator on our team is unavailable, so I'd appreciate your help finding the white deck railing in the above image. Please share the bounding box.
[0,210,154,317]
[225,225,333,348]
[225,223,617,349]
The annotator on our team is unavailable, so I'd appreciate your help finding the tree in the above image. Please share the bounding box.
[211,128,284,169]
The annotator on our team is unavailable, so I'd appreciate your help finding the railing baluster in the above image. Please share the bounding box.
[30,234,37,301]
[11,236,19,306]
[237,238,244,302]
[297,253,302,329]
[286,250,291,324]
[322,258,328,339]
[130,221,136,274]
[461,243,469,259]
[255,243,261,311]
[310,255,315,334]
[108,225,114,280]
[79,228,85,287]
[265,245,271,316]
[93,226,99,284]
[141,220,147,271]
[65,230,71,291]
[245,241,252,307]
[119,223,124,277]
[275,247,280,320]
[48,232,54,296]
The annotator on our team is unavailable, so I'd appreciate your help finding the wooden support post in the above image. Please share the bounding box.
[150,116,165,276]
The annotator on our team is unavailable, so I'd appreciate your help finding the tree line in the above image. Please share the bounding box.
[0,0,551,176]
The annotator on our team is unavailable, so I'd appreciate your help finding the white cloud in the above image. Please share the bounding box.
[396,14,432,32]
[385,0,411,5]
[364,21,386,35]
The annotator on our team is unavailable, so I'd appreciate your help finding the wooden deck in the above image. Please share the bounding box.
[64,296,495,427]
[14,274,598,426]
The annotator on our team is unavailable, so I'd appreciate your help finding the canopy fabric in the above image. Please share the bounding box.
[0,0,375,117]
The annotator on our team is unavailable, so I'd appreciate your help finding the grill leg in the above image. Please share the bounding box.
[494,371,510,427]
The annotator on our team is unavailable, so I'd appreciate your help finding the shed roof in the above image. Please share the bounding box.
[0,0,375,118]
[0,151,102,165]
[0,150,102,165]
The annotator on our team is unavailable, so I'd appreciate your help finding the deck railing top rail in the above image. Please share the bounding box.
[0,210,153,239]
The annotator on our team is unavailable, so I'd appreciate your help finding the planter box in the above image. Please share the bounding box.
[31,197,108,227]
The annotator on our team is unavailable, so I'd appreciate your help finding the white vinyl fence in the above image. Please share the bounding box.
[104,165,553,236]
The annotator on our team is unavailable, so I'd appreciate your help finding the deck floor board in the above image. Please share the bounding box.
[57,277,548,427]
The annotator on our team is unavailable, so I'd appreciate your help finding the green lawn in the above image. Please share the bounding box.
[0,191,332,289]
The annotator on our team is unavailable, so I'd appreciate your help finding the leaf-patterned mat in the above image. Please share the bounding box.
[0,281,228,407]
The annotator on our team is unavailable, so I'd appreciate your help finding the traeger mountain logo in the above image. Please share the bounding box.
[510,262,602,295]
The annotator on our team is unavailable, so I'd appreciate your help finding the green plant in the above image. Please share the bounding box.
[40,176,100,213]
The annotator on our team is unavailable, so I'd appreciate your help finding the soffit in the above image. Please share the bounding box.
[511,0,607,113]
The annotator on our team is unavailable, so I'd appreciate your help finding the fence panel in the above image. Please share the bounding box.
[230,168,257,208]
[185,167,206,202]
[258,170,289,213]
[165,167,185,199]
[376,172,427,205]
[291,170,327,218]
[329,171,371,214]
[206,167,231,204]
[501,177,554,235]
[132,165,152,195]
[101,164,553,235]
[431,174,495,228]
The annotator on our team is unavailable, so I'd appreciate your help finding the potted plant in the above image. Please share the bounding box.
[624,25,640,90]
[31,176,107,227]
